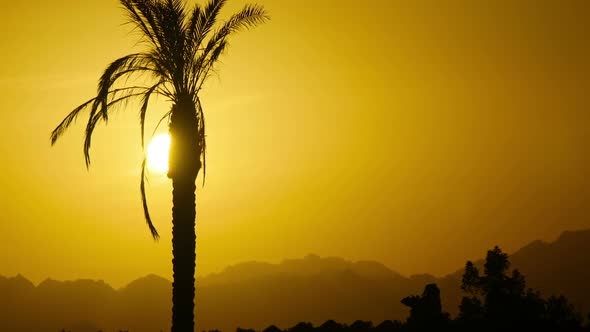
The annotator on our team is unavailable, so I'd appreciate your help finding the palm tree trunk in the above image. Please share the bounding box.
[168,95,201,332]
[171,177,196,332]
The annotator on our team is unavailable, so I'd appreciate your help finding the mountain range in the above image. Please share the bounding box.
[1,229,589,332]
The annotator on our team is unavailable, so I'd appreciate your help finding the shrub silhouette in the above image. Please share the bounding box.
[318,320,345,332]
[262,325,283,332]
[374,320,402,331]
[236,328,256,332]
[349,320,373,332]
[401,283,450,330]
[288,322,314,332]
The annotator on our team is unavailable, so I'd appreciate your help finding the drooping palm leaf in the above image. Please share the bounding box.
[141,157,160,239]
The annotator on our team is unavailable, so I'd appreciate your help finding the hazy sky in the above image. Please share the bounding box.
[0,0,588,287]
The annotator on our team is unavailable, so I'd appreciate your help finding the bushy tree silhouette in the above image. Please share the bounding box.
[544,295,583,330]
[458,246,582,331]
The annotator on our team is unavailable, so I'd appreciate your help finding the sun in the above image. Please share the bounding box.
[147,133,171,173]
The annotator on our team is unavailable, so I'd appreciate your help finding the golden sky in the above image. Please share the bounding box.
[0,0,588,287]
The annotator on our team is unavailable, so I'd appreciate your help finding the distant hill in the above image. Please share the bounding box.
[1,229,589,332]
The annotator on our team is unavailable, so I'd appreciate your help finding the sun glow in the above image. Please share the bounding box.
[147,134,171,173]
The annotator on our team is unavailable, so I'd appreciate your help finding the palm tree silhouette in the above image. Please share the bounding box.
[50,0,268,331]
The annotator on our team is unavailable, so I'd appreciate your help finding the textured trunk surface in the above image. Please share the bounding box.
[168,95,201,332]
[171,177,196,332]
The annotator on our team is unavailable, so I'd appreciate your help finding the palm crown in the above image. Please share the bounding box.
[50,0,269,239]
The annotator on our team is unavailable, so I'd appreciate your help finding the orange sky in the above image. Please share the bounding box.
[0,0,588,287]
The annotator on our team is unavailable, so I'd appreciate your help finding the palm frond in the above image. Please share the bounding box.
[128,0,180,83]
[196,0,227,46]
[83,90,147,167]
[186,3,203,44]
[218,4,269,36]
[125,0,166,50]
[194,39,228,92]
[152,110,172,138]
[121,0,160,48]
[83,110,102,168]
[140,82,163,150]
[184,0,227,88]
[141,157,160,239]
[94,53,151,122]
[50,98,96,145]
[189,4,268,94]
[51,86,147,145]
[196,97,207,186]
[203,3,268,55]
[154,0,188,87]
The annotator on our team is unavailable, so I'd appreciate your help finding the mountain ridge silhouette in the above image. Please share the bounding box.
[2,229,589,332]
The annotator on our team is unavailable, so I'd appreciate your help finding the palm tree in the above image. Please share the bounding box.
[50,0,268,331]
